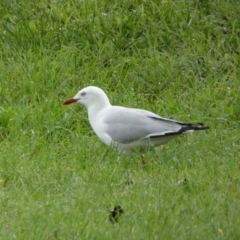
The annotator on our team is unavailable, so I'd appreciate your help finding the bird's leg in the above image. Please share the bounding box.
[141,154,147,166]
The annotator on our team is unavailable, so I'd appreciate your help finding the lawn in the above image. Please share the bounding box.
[0,0,240,239]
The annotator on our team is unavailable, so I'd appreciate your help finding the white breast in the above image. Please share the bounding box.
[88,108,113,147]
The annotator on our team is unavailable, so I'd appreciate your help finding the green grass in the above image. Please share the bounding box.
[1,0,240,239]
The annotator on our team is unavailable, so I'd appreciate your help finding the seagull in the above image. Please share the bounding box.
[63,86,209,163]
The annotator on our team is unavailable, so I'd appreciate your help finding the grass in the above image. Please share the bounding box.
[1,0,240,239]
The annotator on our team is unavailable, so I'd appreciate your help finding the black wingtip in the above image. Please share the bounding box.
[183,123,210,131]
[149,123,209,139]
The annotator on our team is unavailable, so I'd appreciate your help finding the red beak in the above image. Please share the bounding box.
[63,98,78,105]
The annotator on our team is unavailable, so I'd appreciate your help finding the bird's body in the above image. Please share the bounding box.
[63,86,209,154]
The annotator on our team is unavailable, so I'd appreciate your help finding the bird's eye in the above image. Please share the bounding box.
[81,92,86,96]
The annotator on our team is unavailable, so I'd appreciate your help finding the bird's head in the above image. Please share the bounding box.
[63,86,110,109]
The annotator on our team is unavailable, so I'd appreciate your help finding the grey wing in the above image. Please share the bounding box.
[103,107,183,144]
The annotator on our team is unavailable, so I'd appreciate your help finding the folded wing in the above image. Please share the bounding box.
[103,107,209,144]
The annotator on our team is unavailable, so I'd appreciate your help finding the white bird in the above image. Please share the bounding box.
[63,86,209,162]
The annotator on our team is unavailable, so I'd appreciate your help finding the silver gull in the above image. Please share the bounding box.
[63,86,209,159]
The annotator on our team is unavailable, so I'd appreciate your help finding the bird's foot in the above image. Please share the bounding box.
[141,154,147,166]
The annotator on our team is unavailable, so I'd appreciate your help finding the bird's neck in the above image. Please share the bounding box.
[87,99,111,123]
